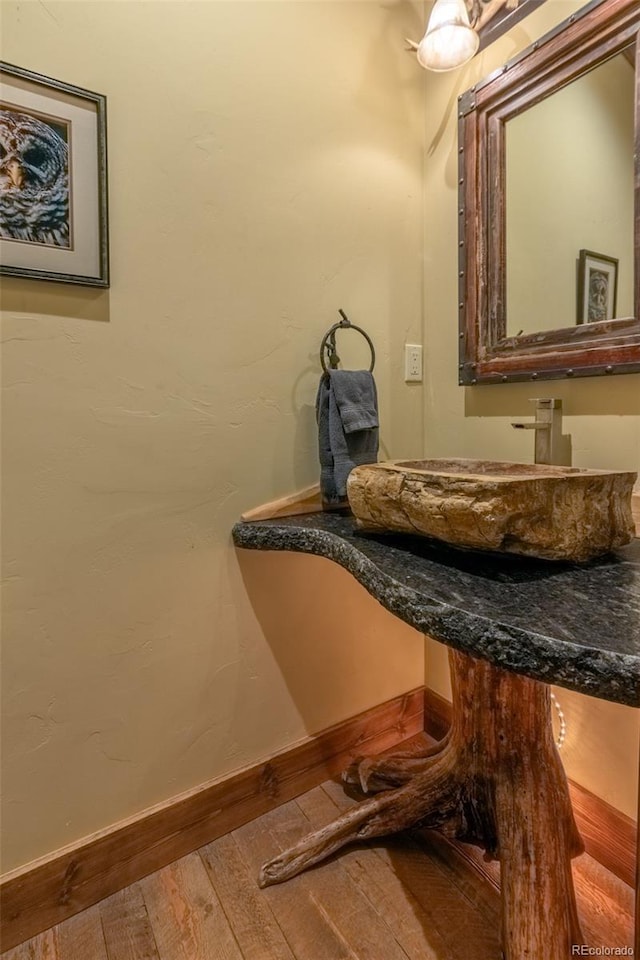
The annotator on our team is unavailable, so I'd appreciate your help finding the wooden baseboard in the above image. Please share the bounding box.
[424,687,637,889]
[0,687,424,952]
[2,683,633,951]
[423,685,452,742]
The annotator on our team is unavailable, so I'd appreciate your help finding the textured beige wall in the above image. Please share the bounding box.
[0,0,427,872]
[421,0,639,820]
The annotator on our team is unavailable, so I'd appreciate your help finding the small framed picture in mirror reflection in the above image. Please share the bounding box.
[577,250,618,324]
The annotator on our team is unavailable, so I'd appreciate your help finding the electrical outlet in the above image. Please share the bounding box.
[404,343,423,382]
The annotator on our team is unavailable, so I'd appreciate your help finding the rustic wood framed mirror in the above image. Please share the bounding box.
[458,0,640,385]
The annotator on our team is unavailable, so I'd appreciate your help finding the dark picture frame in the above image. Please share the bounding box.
[0,62,109,287]
[577,249,619,324]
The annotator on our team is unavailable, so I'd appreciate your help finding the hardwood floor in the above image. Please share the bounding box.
[2,777,634,960]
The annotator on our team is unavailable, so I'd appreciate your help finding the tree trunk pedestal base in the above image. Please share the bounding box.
[259,650,584,960]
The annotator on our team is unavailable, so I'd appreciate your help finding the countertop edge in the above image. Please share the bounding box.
[232,520,640,708]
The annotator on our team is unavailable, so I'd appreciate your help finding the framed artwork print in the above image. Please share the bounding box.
[0,62,109,287]
[577,249,618,324]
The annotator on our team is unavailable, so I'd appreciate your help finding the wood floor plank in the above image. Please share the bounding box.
[250,799,415,960]
[574,850,634,918]
[139,853,242,960]
[295,787,456,960]
[1,928,58,960]
[409,828,502,924]
[199,833,295,960]
[571,854,634,951]
[54,906,108,960]
[100,885,160,960]
[309,783,501,960]
[233,805,361,960]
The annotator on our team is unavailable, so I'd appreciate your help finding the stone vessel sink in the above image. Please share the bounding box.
[346,459,637,561]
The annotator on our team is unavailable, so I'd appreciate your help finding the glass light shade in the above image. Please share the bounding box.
[417,0,479,72]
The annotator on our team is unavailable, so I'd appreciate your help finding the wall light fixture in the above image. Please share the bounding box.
[410,0,479,72]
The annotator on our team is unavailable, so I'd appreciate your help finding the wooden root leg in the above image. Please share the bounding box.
[496,776,583,959]
[258,765,457,888]
[452,649,585,958]
[342,737,448,793]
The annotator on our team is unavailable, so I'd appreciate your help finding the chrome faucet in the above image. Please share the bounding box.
[511,398,563,466]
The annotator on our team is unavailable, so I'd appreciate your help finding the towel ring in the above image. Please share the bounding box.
[320,309,376,374]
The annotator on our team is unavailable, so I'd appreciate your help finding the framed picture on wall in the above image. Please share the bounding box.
[0,62,109,287]
[577,249,618,324]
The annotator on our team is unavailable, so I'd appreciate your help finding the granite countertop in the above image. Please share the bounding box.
[232,513,640,707]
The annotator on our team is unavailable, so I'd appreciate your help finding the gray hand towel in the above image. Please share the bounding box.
[316,369,379,504]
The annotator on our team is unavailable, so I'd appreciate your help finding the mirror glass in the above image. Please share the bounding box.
[505,46,635,337]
